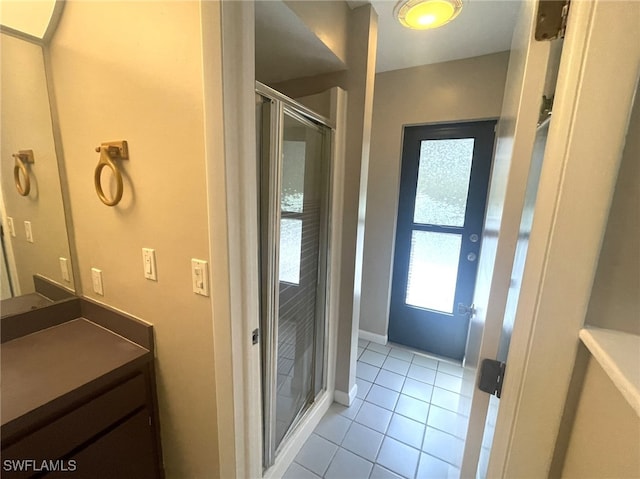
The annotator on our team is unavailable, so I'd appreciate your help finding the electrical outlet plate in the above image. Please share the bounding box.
[59,257,70,282]
[142,248,157,281]
[7,217,15,237]
[24,221,33,243]
[191,259,209,296]
[91,268,103,295]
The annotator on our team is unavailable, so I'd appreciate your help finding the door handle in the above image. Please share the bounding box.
[458,303,476,317]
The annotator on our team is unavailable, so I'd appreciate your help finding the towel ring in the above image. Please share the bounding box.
[94,141,128,207]
[13,150,35,196]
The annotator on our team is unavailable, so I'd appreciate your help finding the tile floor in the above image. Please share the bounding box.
[284,339,473,479]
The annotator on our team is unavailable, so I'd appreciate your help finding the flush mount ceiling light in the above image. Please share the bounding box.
[394,0,463,30]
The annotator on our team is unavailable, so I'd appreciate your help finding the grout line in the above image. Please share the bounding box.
[303,342,471,479]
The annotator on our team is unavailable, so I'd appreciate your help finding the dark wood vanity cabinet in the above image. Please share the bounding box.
[1,302,163,478]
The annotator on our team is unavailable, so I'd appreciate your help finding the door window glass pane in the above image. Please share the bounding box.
[406,231,462,313]
[414,138,475,226]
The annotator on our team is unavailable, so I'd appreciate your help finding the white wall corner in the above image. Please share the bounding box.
[359,329,387,345]
[334,383,358,406]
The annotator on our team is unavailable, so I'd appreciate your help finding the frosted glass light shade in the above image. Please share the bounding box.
[395,0,463,30]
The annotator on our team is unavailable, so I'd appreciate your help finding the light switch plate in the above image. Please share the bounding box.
[91,268,104,295]
[142,248,157,281]
[7,217,15,237]
[191,259,209,296]
[59,257,70,282]
[24,221,33,243]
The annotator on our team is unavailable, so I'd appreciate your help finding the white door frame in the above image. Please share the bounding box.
[460,0,551,474]
[204,2,262,478]
[488,0,640,477]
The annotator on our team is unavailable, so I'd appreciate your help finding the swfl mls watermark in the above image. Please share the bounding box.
[3,459,77,473]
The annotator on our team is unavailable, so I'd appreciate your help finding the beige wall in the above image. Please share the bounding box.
[561,356,640,478]
[360,52,510,338]
[48,2,220,477]
[1,33,74,295]
[585,81,640,335]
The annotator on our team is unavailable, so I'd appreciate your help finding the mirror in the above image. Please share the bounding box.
[0,2,76,317]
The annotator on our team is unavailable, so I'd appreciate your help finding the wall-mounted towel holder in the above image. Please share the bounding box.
[94,140,128,206]
[13,150,35,196]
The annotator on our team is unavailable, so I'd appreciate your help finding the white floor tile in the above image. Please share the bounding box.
[324,448,373,479]
[377,437,421,479]
[402,377,433,403]
[395,394,430,423]
[356,378,373,399]
[422,427,464,467]
[356,361,380,382]
[367,342,391,355]
[386,413,425,449]
[434,372,463,393]
[330,398,364,420]
[437,361,464,378]
[294,434,338,477]
[354,401,393,433]
[412,355,438,370]
[358,338,370,348]
[361,349,388,368]
[358,347,365,359]
[366,384,400,411]
[426,405,468,439]
[375,369,406,392]
[407,364,437,385]
[314,411,352,445]
[283,462,321,479]
[341,422,384,461]
[370,465,405,479]
[430,388,470,416]
[382,356,411,375]
[388,347,414,362]
[416,452,460,479]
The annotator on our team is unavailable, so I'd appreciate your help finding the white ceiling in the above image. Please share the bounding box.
[255,0,521,83]
[373,0,521,72]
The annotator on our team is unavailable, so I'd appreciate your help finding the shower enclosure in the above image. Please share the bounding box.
[256,83,332,469]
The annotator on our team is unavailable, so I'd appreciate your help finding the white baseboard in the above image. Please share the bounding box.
[359,329,387,345]
[334,383,358,406]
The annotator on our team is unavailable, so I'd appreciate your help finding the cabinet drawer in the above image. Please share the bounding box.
[48,409,159,479]
[2,374,147,477]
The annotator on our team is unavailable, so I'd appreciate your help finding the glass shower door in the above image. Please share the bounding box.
[258,87,330,469]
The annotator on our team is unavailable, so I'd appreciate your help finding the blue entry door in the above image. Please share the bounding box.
[388,120,496,361]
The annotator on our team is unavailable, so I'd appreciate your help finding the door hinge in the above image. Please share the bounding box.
[535,0,571,41]
[538,94,554,125]
[478,359,506,398]
[252,328,260,345]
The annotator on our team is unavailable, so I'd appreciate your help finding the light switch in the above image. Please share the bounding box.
[24,221,33,243]
[191,259,209,296]
[91,268,104,295]
[7,217,15,237]
[59,257,70,282]
[142,248,157,281]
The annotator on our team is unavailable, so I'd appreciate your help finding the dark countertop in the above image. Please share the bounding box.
[1,293,54,318]
[1,318,152,442]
